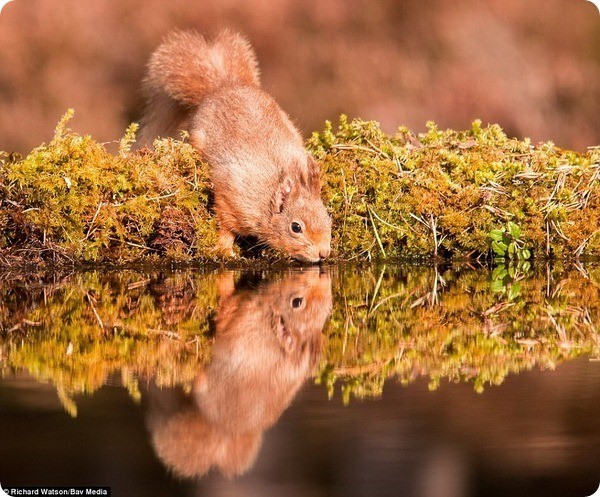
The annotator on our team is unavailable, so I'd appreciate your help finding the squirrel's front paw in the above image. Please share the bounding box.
[217,229,237,258]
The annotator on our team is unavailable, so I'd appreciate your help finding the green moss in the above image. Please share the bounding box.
[1,110,217,265]
[1,111,598,264]
[310,116,600,260]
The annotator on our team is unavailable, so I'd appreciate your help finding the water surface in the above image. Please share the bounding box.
[1,263,599,496]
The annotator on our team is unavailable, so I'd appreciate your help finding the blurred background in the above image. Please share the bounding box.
[0,0,599,154]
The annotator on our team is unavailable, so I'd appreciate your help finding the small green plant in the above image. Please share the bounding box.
[489,261,531,299]
[489,222,531,261]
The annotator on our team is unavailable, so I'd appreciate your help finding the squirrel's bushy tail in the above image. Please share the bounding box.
[145,30,260,106]
[138,30,260,144]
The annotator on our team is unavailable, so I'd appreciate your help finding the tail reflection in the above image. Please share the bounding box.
[146,268,332,479]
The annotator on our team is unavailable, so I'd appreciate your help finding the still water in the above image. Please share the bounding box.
[1,263,599,497]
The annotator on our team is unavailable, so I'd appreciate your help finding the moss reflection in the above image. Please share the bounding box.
[322,263,599,402]
[1,264,598,415]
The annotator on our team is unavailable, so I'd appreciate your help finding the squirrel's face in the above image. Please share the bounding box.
[271,194,332,262]
[268,158,332,262]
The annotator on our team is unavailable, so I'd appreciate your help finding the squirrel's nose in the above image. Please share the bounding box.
[319,247,331,260]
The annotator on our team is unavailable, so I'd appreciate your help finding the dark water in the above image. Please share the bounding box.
[1,264,599,497]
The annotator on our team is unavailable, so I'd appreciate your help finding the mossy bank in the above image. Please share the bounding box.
[1,110,599,266]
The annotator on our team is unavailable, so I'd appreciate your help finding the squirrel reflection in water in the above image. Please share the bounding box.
[146,268,332,478]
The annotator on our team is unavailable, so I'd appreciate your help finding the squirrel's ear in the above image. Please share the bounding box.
[306,156,322,196]
[273,177,294,213]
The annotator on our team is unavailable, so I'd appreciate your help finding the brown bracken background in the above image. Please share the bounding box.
[0,0,599,154]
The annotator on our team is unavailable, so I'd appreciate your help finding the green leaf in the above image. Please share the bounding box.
[508,281,521,300]
[507,221,521,239]
[489,229,504,242]
[492,241,508,256]
[507,242,516,258]
[492,266,508,281]
[490,279,505,293]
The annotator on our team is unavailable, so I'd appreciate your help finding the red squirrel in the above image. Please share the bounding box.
[139,31,332,262]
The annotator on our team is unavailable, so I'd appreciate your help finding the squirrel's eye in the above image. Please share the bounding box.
[291,297,303,309]
[291,222,302,233]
